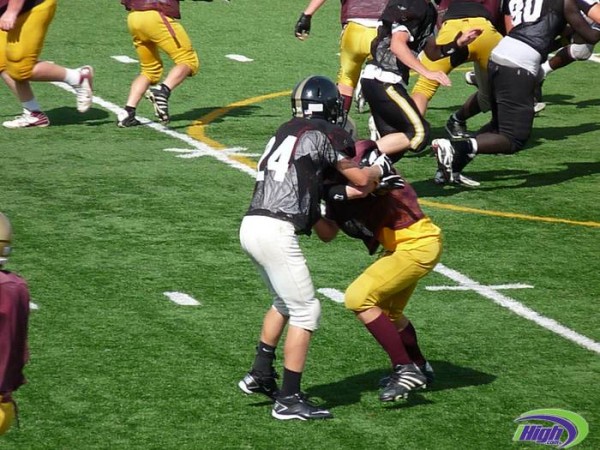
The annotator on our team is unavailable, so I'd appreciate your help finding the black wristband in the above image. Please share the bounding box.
[440,40,460,57]
[326,184,348,201]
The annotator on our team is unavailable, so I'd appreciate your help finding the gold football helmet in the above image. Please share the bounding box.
[0,212,12,265]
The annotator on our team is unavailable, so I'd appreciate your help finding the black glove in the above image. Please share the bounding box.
[295,13,312,39]
[374,174,405,195]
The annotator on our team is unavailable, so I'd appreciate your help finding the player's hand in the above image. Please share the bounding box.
[295,13,312,40]
[0,11,17,31]
[456,29,483,47]
[374,174,405,194]
[373,152,396,178]
[425,70,452,87]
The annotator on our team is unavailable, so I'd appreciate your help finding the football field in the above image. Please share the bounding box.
[1,1,599,449]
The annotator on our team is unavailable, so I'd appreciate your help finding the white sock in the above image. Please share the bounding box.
[63,68,80,86]
[22,98,41,112]
[540,61,552,78]
[469,138,478,155]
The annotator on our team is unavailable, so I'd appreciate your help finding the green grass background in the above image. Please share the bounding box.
[0,1,598,449]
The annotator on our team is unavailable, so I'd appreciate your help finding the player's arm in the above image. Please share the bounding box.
[295,0,328,40]
[586,3,600,22]
[391,31,452,86]
[565,0,600,43]
[335,157,384,190]
[0,0,26,31]
[423,29,484,61]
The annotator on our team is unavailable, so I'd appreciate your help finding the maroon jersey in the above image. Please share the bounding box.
[0,0,43,15]
[0,270,30,397]
[326,183,426,254]
[341,0,389,24]
[121,0,181,19]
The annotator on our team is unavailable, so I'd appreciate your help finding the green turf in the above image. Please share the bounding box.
[0,1,598,449]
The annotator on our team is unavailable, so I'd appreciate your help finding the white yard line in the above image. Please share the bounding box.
[50,85,600,355]
[434,264,600,355]
[164,292,201,306]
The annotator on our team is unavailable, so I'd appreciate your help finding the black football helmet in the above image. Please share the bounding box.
[291,75,345,125]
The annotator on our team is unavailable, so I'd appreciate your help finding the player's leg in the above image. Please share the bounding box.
[362,78,430,161]
[411,19,464,115]
[337,22,376,113]
[147,16,199,123]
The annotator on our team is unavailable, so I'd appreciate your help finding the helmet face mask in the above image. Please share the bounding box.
[0,213,12,265]
[291,75,346,126]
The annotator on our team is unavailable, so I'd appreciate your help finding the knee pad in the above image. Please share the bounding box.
[141,63,163,85]
[181,51,200,76]
[6,60,34,81]
[569,43,593,61]
[173,50,200,76]
[0,401,16,436]
[344,279,373,312]
[289,298,321,331]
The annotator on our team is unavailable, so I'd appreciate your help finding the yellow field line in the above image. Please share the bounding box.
[187,91,599,229]
[420,200,600,227]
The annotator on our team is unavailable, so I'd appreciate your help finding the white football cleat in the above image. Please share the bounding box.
[74,66,94,113]
[3,109,50,128]
[432,138,455,183]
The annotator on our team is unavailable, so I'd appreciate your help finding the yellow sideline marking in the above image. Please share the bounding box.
[420,200,600,228]
[187,92,599,229]
[187,90,290,166]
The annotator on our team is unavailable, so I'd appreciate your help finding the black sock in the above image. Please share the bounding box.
[160,83,172,96]
[125,105,136,115]
[252,341,276,375]
[280,367,302,397]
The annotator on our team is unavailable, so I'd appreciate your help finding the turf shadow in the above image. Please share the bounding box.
[167,105,263,129]
[306,360,496,408]
[411,161,600,198]
[45,106,110,126]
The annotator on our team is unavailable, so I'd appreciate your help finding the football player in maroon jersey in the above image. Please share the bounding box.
[294,0,388,114]
[0,0,94,128]
[0,213,30,435]
[314,140,442,402]
[117,0,199,127]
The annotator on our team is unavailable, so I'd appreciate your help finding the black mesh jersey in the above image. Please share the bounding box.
[506,0,567,58]
[370,0,438,80]
[246,117,354,235]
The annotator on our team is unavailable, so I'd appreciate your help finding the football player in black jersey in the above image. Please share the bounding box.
[432,0,600,185]
[238,76,395,421]
[360,0,482,162]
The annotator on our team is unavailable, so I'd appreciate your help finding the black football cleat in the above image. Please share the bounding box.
[146,84,171,123]
[272,393,333,421]
[380,361,435,387]
[445,115,471,138]
[238,369,279,399]
[379,363,427,402]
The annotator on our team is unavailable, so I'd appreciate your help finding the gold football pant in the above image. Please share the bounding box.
[2,0,56,81]
[0,399,15,435]
[337,21,377,90]
[411,17,502,111]
[345,236,442,322]
[127,10,199,84]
